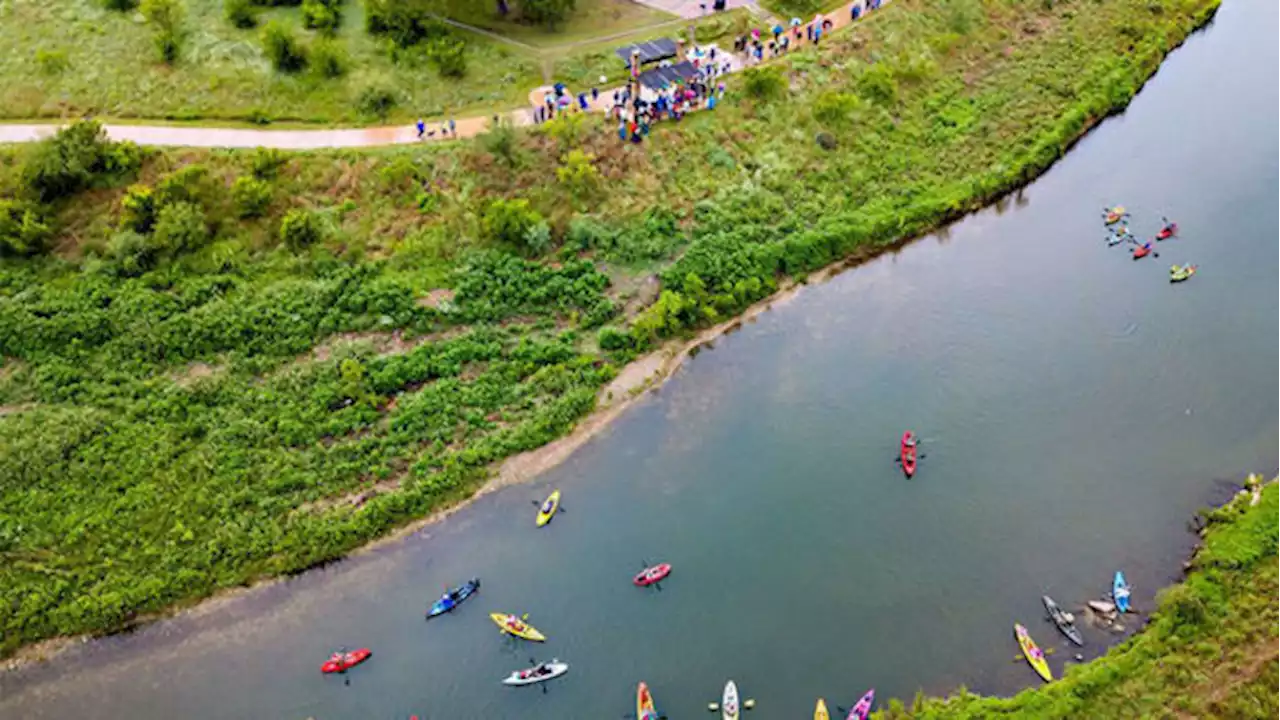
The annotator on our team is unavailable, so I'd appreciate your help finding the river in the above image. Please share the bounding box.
[1,1,1276,718]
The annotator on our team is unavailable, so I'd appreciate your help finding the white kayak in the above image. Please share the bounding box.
[501,660,568,686]
[722,680,740,720]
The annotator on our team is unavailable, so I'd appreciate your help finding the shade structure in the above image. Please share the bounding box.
[615,38,679,66]
[637,60,698,91]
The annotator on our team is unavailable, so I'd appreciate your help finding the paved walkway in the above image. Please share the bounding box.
[0,0,883,150]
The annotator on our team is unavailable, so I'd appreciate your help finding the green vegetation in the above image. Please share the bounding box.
[877,480,1278,719]
[0,0,1222,658]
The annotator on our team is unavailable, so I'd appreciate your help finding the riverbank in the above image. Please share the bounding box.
[885,478,1278,719]
[0,0,1227,662]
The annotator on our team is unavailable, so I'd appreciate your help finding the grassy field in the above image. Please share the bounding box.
[0,0,1223,658]
[441,0,675,47]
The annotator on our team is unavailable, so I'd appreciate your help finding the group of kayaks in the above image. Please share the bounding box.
[1102,206,1197,282]
[1014,571,1133,682]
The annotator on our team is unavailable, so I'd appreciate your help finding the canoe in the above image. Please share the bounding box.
[426,578,480,618]
[815,698,830,720]
[634,563,672,587]
[536,490,561,527]
[502,659,568,686]
[1103,206,1127,224]
[637,681,659,720]
[722,680,740,720]
[320,648,371,674]
[1170,264,1197,282]
[490,612,547,642]
[847,688,875,720]
[1042,595,1085,646]
[1156,222,1178,240]
[900,431,917,478]
[1014,623,1052,682]
[1113,571,1131,613]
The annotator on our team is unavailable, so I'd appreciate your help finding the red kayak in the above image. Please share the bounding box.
[1156,222,1177,240]
[900,431,918,478]
[634,563,671,587]
[321,648,371,674]
[1132,243,1152,259]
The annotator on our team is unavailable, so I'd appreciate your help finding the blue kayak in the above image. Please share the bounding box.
[427,578,480,619]
[1113,571,1131,613]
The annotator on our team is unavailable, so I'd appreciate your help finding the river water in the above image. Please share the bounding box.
[2,2,1276,718]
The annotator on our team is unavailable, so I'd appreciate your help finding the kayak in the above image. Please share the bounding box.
[1103,206,1127,224]
[1156,222,1178,240]
[536,489,560,527]
[900,431,917,478]
[1132,243,1152,259]
[320,648,371,674]
[634,563,672,587]
[501,659,568,686]
[815,698,830,720]
[1042,595,1085,646]
[1113,571,1131,613]
[847,688,875,720]
[1170,264,1197,282]
[1014,623,1052,682]
[426,577,480,618]
[1105,230,1131,246]
[490,612,547,642]
[722,680,740,720]
[637,681,659,720]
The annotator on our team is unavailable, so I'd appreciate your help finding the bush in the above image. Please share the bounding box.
[426,37,467,78]
[251,147,287,179]
[35,49,69,75]
[813,91,861,127]
[151,202,209,255]
[279,208,325,249]
[357,83,398,119]
[743,65,786,100]
[106,230,159,276]
[141,0,185,64]
[103,0,138,10]
[0,200,51,257]
[311,39,349,78]
[155,164,209,208]
[224,0,257,28]
[597,326,632,351]
[857,64,899,105]
[480,119,521,168]
[366,0,448,48]
[520,0,577,27]
[302,0,341,33]
[231,176,272,218]
[19,121,126,202]
[555,149,600,204]
[263,21,307,73]
[481,198,544,250]
[119,184,158,233]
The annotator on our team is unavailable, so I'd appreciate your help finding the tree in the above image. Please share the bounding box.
[519,0,576,27]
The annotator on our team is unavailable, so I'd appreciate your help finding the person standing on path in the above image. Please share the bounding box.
[415,119,425,139]
[448,118,456,137]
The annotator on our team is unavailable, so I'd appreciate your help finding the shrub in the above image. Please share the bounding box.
[151,201,209,255]
[522,221,552,256]
[119,184,158,233]
[742,65,786,100]
[311,39,349,78]
[141,0,185,64]
[480,119,521,168]
[279,208,325,249]
[366,0,448,48]
[555,150,600,204]
[813,91,861,127]
[251,147,287,179]
[35,49,69,75]
[103,0,138,10]
[482,198,544,250]
[302,0,341,33]
[231,176,272,218]
[0,200,51,257]
[263,21,307,73]
[357,83,398,119]
[857,63,899,105]
[106,230,159,276]
[19,121,120,202]
[224,0,257,28]
[597,326,632,351]
[427,37,467,78]
[155,164,209,208]
[520,0,577,27]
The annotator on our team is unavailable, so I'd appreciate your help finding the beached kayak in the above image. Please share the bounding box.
[1014,623,1052,682]
[900,431,917,478]
[1103,206,1127,224]
[536,490,560,527]
[490,612,547,642]
[1113,571,1131,613]
[426,578,480,619]
[1042,595,1085,646]
[815,698,830,720]
[847,688,875,720]
[637,681,659,720]
[1170,264,1197,282]
[320,648,371,674]
[722,680,740,720]
[1156,222,1178,240]
[634,563,671,587]
[501,659,568,686]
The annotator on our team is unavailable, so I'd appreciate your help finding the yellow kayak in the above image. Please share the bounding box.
[536,490,560,527]
[637,681,658,720]
[1014,623,1052,682]
[490,612,546,642]
[815,698,830,720]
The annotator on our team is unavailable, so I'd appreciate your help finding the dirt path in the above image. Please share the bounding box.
[0,0,880,149]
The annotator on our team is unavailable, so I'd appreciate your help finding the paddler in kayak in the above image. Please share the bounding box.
[503,614,527,633]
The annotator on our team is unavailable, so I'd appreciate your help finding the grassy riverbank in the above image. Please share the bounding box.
[0,0,1223,658]
[882,480,1278,719]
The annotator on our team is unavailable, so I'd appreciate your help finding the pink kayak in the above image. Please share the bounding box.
[847,688,875,720]
[633,563,671,587]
